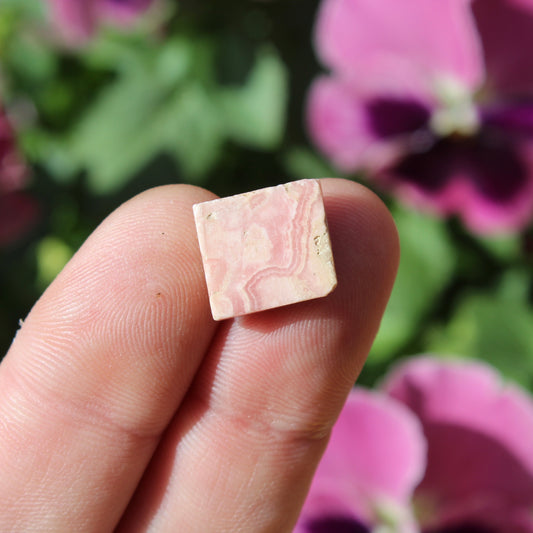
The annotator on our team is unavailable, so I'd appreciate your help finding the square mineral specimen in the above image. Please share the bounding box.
[193,179,337,320]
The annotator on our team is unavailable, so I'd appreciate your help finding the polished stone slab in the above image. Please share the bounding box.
[193,179,337,320]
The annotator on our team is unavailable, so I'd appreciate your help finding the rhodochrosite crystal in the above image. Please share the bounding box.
[193,179,337,321]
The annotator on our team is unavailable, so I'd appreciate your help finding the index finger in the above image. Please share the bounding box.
[0,184,218,531]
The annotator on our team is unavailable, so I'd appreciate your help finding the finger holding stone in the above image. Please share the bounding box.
[0,185,218,531]
[117,178,400,532]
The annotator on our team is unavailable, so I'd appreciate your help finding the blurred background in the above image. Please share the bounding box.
[1,0,533,395]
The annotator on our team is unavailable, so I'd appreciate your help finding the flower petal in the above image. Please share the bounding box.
[384,357,533,478]
[0,111,27,193]
[295,515,371,533]
[383,135,533,234]
[47,0,97,43]
[307,76,430,172]
[383,357,533,532]
[0,192,39,247]
[46,0,153,42]
[472,0,533,95]
[98,0,155,26]
[295,389,426,532]
[483,102,533,138]
[315,0,484,95]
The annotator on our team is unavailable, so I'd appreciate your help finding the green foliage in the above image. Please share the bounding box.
[216,48,287,148]
[369,206,457,362]
[34,38,288,194]
[426,271,533,389]
[36,236,73,289]
[284,147,339,181]
[67,39,219,191]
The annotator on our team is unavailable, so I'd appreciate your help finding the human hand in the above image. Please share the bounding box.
[0,178,398,532]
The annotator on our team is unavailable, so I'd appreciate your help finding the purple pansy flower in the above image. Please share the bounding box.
[295,357,533,533]
[308,0,533,233]
[0,109,38,247]
[47,0,155,43]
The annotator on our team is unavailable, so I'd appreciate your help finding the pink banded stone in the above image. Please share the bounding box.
[193,179,337,320]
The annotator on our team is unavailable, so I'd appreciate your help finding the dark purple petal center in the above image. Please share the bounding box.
[306,516,370,533]
[483,102,533,138]
[392,133,528,203]
[365,97,431,139]
[425,524,497,533]
[472,0,533,94]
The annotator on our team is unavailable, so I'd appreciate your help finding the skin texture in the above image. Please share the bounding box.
[0,178,399,532]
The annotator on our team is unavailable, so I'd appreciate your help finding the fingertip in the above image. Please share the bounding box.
[320,177,400,279]
[317,179,399,343]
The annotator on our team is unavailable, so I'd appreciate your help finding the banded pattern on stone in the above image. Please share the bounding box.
[193,179,337,320]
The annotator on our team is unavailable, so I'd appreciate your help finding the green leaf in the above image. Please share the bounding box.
[4,33,57,84]
[160,82,224,178]
[284,147,338,181]
[51,40,286,193]
[0,0,45,21]
[477,233,521,263]
[36,236,73,290]
[63,38,224,193]
[216,48,288,149]
[67,64,168,192]
[424,270,533,389]
[369,205,457,362]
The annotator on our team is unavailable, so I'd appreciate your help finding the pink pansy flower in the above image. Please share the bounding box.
[295,357,533,533]
[308,0,533,234]
[0,109,38,247]
[295,389,427,533]
[47,0,155,43]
